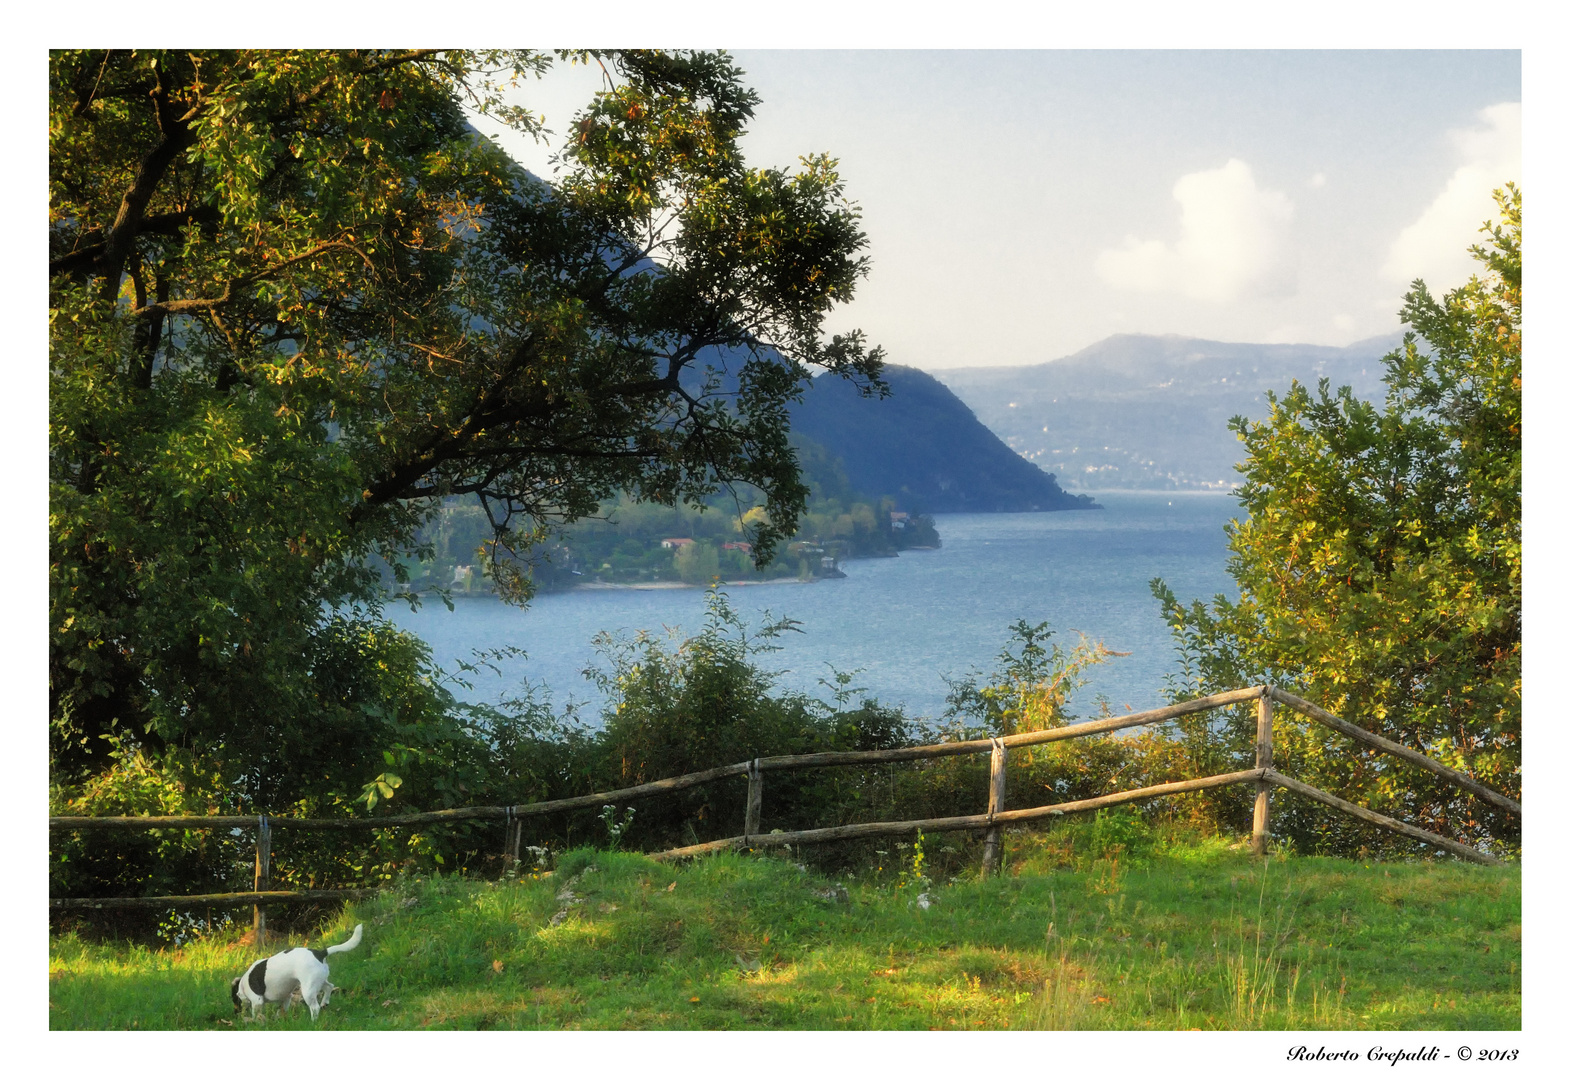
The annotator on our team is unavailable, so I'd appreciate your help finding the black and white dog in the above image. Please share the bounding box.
[231,923,363,1020]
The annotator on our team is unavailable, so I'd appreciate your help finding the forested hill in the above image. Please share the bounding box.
[790,364,1097,513]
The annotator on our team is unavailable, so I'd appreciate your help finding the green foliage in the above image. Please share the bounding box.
[672,538,721,585]
[944,620,1118,737]
[1089,806,1154,861]
[591,589,812,779]
[49,738,247,905]
[585,588,903,849]
[50,50,882,818]
[358,772,403,812]
[396,437,939,593]
[1153,187,1522,857]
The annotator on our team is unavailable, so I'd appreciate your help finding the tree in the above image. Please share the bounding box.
[49,49,884,806]
[673,538,721,584]
[1154,186,1521,855]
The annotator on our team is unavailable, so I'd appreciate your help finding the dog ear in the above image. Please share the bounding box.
[231,977,243,1011]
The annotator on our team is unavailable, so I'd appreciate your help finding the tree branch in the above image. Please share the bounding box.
[348,341,694,517]
[94,63,204,301]
[51,207,219,277]
[360,49,447,76]
[130,239,372,319]
[71,50,115,118]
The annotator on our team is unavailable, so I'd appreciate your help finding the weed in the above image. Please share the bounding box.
[1221,859,1294,1027]
[600,805,636,852]
[899,830,932,893]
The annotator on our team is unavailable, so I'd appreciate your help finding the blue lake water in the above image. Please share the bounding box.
[385,491,1243,721]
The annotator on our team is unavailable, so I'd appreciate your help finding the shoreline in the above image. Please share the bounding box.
[401,577,822,599]
[574,577,815,591]
[401,547,938,599]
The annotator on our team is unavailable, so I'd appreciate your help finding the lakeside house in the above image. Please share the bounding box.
[660,538,695,550]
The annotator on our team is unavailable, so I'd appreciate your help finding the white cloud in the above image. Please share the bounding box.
[1308,172,1327,189]
[1382,102,1520,290]
[1095,159,1295,303]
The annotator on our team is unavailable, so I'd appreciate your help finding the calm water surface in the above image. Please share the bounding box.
[386,491,1243,720]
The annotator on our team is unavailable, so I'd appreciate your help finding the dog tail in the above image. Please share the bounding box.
[326,923,363,955]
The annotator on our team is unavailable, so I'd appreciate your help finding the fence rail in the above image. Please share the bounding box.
[49,686,1518,920]
[50,889,379,912]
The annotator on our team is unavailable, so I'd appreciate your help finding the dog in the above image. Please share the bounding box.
[231,923,362,1020]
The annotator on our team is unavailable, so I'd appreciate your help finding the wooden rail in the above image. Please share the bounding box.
[51,889,378,912]
[1262,770,1498,865]
[49,685,1516,911]
[650,769,1271,861]
[1267,688,1522,816]
[48,761,753,831]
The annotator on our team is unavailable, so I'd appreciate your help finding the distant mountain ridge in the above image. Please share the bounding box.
[931,332,1404,491]
[790,364,1096,513]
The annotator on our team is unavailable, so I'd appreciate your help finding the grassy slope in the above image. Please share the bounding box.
[49,838,1519,1031]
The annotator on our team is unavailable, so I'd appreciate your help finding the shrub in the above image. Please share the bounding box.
[583,588,916,850]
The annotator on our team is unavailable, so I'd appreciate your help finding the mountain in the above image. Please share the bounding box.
[930,333,1404,491]
[790,364,1097,513]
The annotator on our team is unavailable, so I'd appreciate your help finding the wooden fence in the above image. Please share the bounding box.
[49,686,1520,937]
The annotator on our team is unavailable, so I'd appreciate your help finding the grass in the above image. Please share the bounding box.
[49,832,1520,1031]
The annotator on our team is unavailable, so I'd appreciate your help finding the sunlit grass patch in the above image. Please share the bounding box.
[50,839,1519,1031]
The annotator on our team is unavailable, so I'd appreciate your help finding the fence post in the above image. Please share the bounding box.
[981,737,1007,878]
[745,759,763,842]
[252,815,270,946]
[1253,688,1274,857]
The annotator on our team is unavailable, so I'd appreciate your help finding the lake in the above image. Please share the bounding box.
[385,491,1243,722]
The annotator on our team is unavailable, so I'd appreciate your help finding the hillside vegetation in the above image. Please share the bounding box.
[791,364,1097,512]
[49,834,1520,1031]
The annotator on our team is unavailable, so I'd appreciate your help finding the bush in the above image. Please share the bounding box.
[583,588,916,850]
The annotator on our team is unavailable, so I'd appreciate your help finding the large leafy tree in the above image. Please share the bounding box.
[1154,187,1520,856]
[49,49,883,806]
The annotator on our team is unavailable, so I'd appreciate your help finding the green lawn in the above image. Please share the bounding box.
[49,836,1520,1031]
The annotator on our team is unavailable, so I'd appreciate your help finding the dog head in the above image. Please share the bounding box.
[230,976,243,1013]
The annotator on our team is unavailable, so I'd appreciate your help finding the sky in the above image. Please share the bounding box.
[472,50,1520,370]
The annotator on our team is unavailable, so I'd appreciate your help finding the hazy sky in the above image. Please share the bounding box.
[475,50,1520,371]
